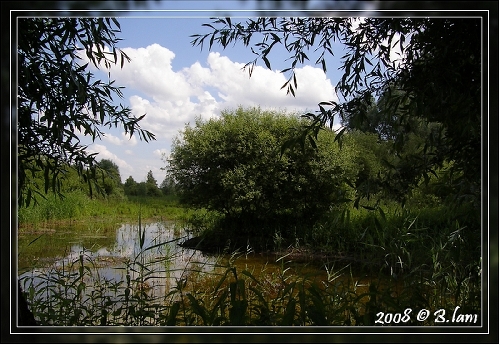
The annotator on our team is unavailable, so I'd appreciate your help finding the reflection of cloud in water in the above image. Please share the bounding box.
[20,222,218,299]
[96,247,112,256]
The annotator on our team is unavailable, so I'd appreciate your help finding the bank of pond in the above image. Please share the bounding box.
[17,216,481,327]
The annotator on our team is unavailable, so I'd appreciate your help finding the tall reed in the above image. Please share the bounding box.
[19,204,481,326]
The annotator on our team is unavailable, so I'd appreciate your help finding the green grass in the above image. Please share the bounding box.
[17,192,481,326]
[18,192,191,227]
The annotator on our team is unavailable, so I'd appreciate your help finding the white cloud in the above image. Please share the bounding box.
[103,132,138,146]
[153,148,169,159]
[103,133,122,146]
[87,143,134,179]
[112,44,193,102]
[128,95,199,141]
[200,52,336,111]
[105,46,338,142]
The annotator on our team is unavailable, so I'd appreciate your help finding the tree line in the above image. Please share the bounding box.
[22,156,173,200]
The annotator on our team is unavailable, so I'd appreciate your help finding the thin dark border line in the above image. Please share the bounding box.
[8,9,492,12]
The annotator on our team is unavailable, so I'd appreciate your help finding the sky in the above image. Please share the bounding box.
[80,6,351,184]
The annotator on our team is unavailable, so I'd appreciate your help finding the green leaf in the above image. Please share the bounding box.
[187,293,208,325]
[167,302,180,326]
[307,135,317,149]
[353,196,360,209]
[241,270,260,285]
[109,17,119,30]
[229,300,247,325]
[378,207,386,221]
[262,55,271,70]
[281,299,296,325]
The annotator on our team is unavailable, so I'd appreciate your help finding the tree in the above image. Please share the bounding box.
[146,170,158,187]
[145,170,161,196]
[160,175,177,195]
[341,87,445,203]
[167,107,357,240]
[96,159,122,196]
[136,182,148,197]
[17,18,155,207]
[190,17,482,208]
[123,175,137,196]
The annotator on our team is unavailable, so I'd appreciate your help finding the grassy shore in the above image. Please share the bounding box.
[17,191,481,326]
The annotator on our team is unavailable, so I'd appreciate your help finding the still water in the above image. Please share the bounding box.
[18,221,332,299]
[20,222,217,296]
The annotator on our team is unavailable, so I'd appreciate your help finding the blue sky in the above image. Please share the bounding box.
[81,7,350,184]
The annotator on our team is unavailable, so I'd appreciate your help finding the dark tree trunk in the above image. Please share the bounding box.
[18,281,37,326]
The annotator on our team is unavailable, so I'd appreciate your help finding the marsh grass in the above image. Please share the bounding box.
[18,193,191,229]
[20,231,480,326]
[18,197,481,326]
[20,212,187,326]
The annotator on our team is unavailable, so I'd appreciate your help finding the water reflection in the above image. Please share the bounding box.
[19,220,341,307]
[19,222,219,298]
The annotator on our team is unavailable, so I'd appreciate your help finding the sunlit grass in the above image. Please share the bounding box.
[18,192,191,227]
[17,193,481,326]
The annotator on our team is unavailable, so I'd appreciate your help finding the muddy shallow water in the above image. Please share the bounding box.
[18,221,364,299]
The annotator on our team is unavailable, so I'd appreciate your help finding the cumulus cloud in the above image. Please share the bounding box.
[87,143,134,177]
[118,44,194,102]
[153,148,169,159]
[196,52,336,112]
[103,132,138,146]
[106,45,338,142]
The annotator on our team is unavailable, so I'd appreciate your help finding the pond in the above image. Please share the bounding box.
[20,222,213,298]
[17,220,476,327]
[18,221,351,303]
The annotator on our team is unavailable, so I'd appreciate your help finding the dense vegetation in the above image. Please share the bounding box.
[166,106,480,283]
[18,162,176,225]
[16,15,485,330]
[167,107,360,248]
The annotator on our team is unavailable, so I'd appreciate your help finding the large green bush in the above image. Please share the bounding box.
[167,107,359,242]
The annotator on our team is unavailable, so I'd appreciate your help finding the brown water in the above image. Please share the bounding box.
[18,221,366,299]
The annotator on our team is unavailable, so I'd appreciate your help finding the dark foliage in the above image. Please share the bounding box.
[17,18,155,207]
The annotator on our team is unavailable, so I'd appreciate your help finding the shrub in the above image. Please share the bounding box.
[167,106,355,244]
